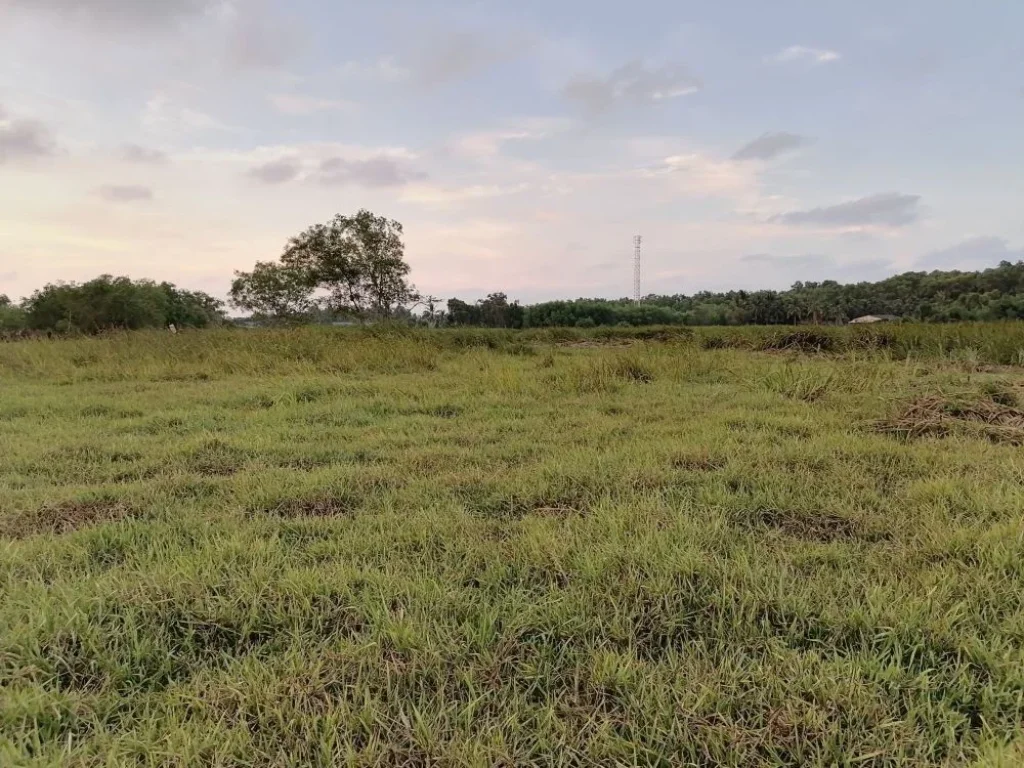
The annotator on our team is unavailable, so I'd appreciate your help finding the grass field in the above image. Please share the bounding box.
[2,326,1024,766]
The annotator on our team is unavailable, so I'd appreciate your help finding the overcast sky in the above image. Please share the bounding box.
[1,0,1022,303]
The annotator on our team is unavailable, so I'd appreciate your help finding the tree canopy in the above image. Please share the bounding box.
[230,210,420,322]
[443,261,1024,328]
[446,293,525,328]
[16,276,224,334]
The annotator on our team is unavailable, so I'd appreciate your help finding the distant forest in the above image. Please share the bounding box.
[5,260,1024,336]
[449,260,1024,328]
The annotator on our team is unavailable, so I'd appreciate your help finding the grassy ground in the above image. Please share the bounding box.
[1,327,1023,766]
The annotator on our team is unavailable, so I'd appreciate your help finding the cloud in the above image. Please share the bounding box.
[453,118,571,158]
[3,0,217,30]
[917,236,1024,270]
[315,156,426,187]
[142,94,229,134]
[268,93,355,116]
[732,132,813,161]
[562,61,701,115]
[639,152,760,201]
[96,185,154,202]
[225,1,303,70]
[0,115,57,163]
[773,193,921,229]
[118,144,168,164]
[400,183,527,207]
[246,157,303,184]
[766,45,841,65]
[414,30,526,86]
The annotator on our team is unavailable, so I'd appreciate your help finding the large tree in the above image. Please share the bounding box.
[232,210,420,322]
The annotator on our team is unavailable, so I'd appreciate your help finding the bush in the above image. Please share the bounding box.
[22,276,224,334]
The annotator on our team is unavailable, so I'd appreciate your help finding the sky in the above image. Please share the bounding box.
[1,0,1022,304]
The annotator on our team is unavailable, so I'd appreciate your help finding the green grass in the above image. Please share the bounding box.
[1,326,1024,766]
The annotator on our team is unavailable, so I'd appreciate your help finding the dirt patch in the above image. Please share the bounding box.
[252,495,361,518]
[874,395,1024,445]
[1,499,138,540]
[734,506,887,544]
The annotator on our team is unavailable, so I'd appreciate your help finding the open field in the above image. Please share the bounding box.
[2,326,1024,766]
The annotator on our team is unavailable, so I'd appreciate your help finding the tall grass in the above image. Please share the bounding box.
[1,327,1023,765]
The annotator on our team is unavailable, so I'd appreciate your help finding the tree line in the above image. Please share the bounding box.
[5,208,1024,334]
[443,260,1024,328]
[0,277,224,335]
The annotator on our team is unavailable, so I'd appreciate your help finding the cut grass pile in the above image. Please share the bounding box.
[1,327,1023,766]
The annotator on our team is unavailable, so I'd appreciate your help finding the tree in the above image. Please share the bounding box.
[161,284,226,328]
[21,276,223,333]
[229,261,315,321]
[232,210,420,322]
[280,210,419,320]
[0,294,26,332]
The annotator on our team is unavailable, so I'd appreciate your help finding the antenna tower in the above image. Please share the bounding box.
[633,235,642,304]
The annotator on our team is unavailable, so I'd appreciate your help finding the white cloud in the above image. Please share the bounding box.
[766,46,841,65]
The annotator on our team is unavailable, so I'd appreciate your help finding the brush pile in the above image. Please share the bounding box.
[875,392,1024,445]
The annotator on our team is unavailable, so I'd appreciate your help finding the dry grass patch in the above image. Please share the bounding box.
[876,393,1024,445]
[734,506,888,544]
[1,499,138,539]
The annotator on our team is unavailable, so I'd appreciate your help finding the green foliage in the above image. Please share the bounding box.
[20,276,224,334]
[0,295,27,332]
[758,363,836,402]
[2,328,1024,764]
[446,293,524,328]
[229,261,316,321]
[232,210,421,323]
[450,261,1024,328]
[523,299,685,327]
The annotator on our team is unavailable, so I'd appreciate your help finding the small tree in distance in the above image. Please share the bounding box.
[231,210,421,323]
[229,262,316,321]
